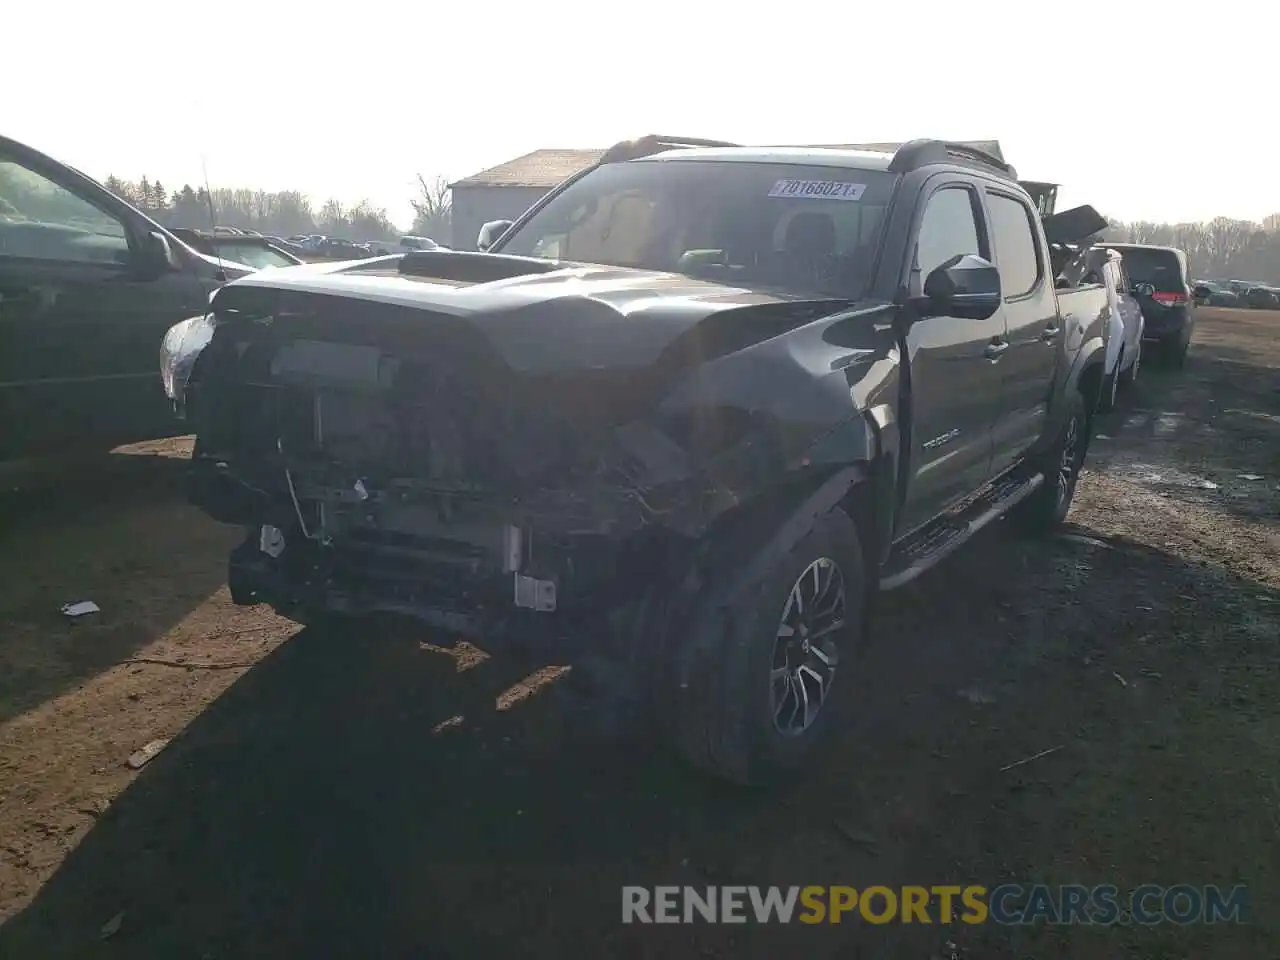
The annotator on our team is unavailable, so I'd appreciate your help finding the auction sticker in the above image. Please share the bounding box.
[768,179,866,201]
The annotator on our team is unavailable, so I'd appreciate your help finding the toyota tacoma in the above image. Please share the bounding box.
[183,135,1111,784]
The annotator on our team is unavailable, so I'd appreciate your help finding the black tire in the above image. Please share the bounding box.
[1099,352,1120,412]
[1012,389,1089,537]
[663,506,868,785]
[1164,328,1191,368]
[1119,339,1141,387]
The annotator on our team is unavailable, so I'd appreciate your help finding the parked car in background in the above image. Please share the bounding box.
[1242,284,1280,309]
[1102,243,1196,366]
[315,237,371,259]
[1090,249,1144,409]
[399,235,440,252]
[182,135,1111,785]
[0,133,252,459]
[1192,279,1240,307]
[169,228,304,271]
[261,235,310,258]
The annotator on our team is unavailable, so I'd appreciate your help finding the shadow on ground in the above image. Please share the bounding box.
[2,316,1275,958]
[0,447,191,534]
[1,522,1274,960]
[0,449,235,724]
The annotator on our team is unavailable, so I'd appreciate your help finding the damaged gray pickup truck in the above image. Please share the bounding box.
[184,136,1111,784]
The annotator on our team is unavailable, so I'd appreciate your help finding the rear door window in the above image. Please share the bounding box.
[985,192,1042,298]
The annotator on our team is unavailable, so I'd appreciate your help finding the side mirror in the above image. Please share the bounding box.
[919,254,1002,320]
[137,230,181,278]
[1132,282,1156,298]
[1192,284,1211,300]
[477,219,513,252]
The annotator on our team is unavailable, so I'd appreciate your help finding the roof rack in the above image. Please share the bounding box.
[598,134,741,164]
[888,139,1017,179]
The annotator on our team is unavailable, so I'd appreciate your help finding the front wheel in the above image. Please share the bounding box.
[1012,389,1089,537]
[664,506,869,785]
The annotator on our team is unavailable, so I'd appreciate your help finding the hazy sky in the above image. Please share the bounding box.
[6,0,1273,229]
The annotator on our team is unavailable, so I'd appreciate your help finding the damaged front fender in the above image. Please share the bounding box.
[630,303,899,536]
[184,285,901,626]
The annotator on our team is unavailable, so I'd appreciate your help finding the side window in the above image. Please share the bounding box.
[0,156,130,265]
[915,186,982,280]
[986,192,1042,298]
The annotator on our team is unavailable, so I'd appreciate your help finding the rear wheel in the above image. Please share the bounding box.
[1099,351,1121,412]
[1012,389,1088,537]
[1120,339,1141,387]
[664,506,868,785]
[1164,329,1191,368]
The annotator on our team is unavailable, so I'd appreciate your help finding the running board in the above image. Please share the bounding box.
[878,473,1045,590]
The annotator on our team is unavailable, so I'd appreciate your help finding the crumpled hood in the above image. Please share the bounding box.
[212,253,861,374]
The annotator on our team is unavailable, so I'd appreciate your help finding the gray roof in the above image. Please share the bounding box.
[451,139,1004,190]
[451,149,605,189]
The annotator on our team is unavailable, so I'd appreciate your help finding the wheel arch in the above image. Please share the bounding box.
[1064,337,1107,415]
[694,405,895,572]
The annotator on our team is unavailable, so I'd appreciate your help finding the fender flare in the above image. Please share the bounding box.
[662,465,865,689]
[1064,336,1107,408]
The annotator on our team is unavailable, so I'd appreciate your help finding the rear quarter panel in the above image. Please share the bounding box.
[1053,285,1109,412]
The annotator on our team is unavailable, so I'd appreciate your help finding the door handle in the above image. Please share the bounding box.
[984,340,1010,360]
[1041,325,1060,341]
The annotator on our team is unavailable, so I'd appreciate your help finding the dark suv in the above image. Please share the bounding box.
[1103,243,1195,366]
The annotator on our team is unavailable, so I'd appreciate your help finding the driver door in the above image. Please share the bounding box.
[896,181,1007,535]
[0,145,200,456]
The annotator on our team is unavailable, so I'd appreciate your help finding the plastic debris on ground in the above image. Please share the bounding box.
[126,739,170,770]
[60,600,100,617]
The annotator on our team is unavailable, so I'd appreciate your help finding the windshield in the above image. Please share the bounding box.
[495,158,896,297]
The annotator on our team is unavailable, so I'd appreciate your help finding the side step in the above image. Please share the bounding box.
[878,472,1044,590]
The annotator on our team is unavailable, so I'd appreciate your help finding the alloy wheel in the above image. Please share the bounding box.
[1057,415,1081,506]
[771,557,846,736]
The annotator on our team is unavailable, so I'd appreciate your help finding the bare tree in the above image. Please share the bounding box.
[1204,216,1252,265]
[410,174,452,243]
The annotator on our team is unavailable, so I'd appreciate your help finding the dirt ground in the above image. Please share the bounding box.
[0,309,1276,959]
